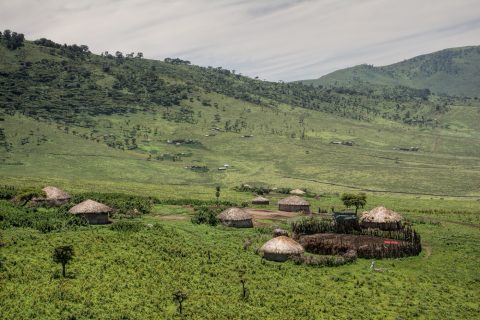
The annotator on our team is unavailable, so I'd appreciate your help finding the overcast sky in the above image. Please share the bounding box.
[1,0,480,81]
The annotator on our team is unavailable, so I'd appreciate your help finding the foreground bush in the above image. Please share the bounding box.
[191,206,220,226]
[0,200,86,232]
[110,220,143,232]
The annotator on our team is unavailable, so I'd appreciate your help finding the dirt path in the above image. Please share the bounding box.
[244,208,305,220]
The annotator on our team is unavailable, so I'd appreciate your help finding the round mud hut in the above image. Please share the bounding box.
[69,199,113,225]
[260,236,304,262]
[252,196,269,205]
[360,206,403,230]
[278,196,310,213]
[31,186,71,206]
[217,207,253,228]
[289,188,306,195]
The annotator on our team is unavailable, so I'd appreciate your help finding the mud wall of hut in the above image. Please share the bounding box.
[278,204,310,213]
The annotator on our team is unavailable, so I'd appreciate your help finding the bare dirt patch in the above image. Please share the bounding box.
[245,208,305,221]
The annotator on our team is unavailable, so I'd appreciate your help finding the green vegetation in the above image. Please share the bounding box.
[303,46,480,99]
[1,31,480,319]
[52,245,74,278]
[1,191,479,319]
[341,193,367,213]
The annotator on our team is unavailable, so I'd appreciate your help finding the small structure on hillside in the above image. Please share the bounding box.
[289,188,306,195]
[217,207,253,228]
[252,196,269,205]
[278,196,310,213]
[31,186,71,206]
[260,236,304,262]
[69,199,113,224]
[360,206,403,230]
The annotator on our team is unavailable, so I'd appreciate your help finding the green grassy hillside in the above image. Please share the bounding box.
[1,35,480,197]
[303,46,480,98]
[1,32,480,320]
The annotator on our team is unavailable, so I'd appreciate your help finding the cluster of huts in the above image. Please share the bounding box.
[34,186,406,262]
[218,197,405,262]
[31,186,113,224]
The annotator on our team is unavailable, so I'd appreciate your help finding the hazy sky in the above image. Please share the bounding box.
[1,0,480,81]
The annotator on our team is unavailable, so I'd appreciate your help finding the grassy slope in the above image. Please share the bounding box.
[2,97,480,198]
[1,38,480,320]
[1,206,479,320]
[303,46,480,98]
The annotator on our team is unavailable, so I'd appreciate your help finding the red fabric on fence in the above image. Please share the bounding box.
[384,240,400,245]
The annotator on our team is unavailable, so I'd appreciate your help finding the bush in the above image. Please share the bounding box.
[71,192,154,215]
[110,220,143,232]
[0,185,18,200]
[191,206,220,226]
[233,184,272,195]
[0,200,87,232]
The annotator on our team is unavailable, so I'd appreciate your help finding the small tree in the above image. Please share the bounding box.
[215,186,221,204]
[239,269,249,299]
[53,245,74,277]
[172,291,188,315]
[341,193,367,214]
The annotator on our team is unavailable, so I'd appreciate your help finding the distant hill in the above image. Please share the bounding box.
[302,46,480,98]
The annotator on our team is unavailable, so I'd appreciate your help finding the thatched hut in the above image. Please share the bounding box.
[217,207,253,228]
[260,236,304,262]
[31,186,71,206]
[278,196,310,213]
[252,196,269,205]
[69,199,112,224]
[290,188,306,195]
[360,206,403,230]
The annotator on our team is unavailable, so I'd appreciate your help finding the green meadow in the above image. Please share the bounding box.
[1,35,480,320]
[1,197,479,320]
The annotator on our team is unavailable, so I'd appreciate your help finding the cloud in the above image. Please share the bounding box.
[1,0,479,81]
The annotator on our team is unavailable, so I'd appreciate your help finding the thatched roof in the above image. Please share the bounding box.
[252,196,269,203]
[260,236,304,255]
[278,195,309,206]
[42,186,71,200]
[217,207,252,221]
[69,199,113,214]
[289,189,306,195]
[360,206,402,223]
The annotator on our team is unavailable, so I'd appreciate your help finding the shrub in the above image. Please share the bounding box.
[191,206,219,226]
[0,185,18,200]
[110,220,143,232]
[0,200,86,232]
[71,192,154,215]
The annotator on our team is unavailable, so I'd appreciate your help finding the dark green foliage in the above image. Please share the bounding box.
[172,291,188,314]
[15,188,44,206]
[233,184,272,195]
[191,206,219,226]
[215,185,220,203]
[0,29,24,50]
[306,46,480,98]
[0,30,464,131]
[0,200,86,232]
[52,245,74,277]
[0,185,18,200]
[276,188,292,194]
[71,192,154,215]
[340,193,367,213]
[109,220,143,232]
